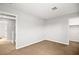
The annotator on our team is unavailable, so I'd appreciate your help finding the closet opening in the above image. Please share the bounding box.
[0,12,16,48]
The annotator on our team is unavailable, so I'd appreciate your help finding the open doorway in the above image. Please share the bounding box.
[0,13,16,54]
[69,17,79,42]
[7,19,16,45]
[69,25,79,42]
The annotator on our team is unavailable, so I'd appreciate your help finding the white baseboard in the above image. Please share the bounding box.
[44,39,69,45]
[69,39,79,43]
[16,39,43,49]
[16,39,69,49]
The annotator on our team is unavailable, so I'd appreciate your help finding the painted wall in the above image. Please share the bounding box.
[45,13,79,44]
[0,4,44,49]
[44,16,69,44]
[16,12,44,48]
[0,4,79,49]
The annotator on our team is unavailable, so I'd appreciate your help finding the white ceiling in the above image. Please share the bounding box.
[1,3,79,20]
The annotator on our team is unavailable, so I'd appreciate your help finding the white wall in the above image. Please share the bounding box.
[45,13,79,44]
[44,17,69,44]
[0,4,79,49]
[0,4,44,49]
[16,12,44,48]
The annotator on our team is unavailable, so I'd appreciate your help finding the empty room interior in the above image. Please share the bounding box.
[0,3,79,55]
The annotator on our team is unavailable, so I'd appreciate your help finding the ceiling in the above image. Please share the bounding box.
[1,3,79,20]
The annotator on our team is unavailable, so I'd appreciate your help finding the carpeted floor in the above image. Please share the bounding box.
[0,39,79,55]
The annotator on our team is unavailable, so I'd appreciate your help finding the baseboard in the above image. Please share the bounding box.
[69,40,79,43]
[16,38,69,49]
[44,39,69,45]
[16,39,43,49]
